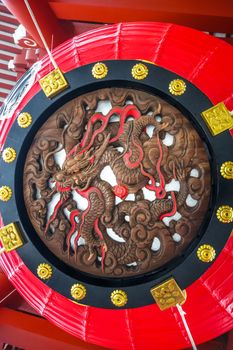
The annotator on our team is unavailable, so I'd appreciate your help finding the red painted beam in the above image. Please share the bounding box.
[0,33,16,44]
[0,308,105,350]
[0,53,15,62]
[0,24,16,33]
[227,330,233,350]
[0,13,18,25]
[2,0,74,49]
[0,3,11,13]
[0,72,17,82]
[0,271,14,301]
[0,44,20,54]
[0,82,15,91]
[0,63,9,70]
[49,0,233,34]
[0,92,8,99]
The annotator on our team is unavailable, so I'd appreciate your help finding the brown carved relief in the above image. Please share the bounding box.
[23,88,211,277]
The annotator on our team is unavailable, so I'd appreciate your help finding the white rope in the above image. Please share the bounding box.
[24,0,58,70]
[176,304,197,350]
[0,289,16,305]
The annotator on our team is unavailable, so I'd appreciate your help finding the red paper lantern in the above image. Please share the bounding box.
[0,22,233,349]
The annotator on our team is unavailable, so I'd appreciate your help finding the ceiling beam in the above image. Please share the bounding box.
[49,0,233,34]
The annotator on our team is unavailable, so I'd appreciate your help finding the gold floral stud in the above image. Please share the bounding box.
[0,186,12,202]
[70,283,87,301]
[2,147,16,163]
[197,244,216,263]
[131,63,148,80]
[37,263,52,280]
[92,62,108,79]
[216,205,233,223]
[169,79,186,96]
[17,112,32,128]
[110,290,128,307]
[220,161,233,180]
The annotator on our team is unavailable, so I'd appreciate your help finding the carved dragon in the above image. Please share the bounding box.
[23,88,211,277]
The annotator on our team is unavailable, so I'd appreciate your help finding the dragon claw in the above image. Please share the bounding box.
[102,242,107,252]
[88,251,95,261]
[87,245,96,260]
[159,121,169,131]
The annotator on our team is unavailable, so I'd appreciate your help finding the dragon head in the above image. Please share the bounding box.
[53,133,110,191]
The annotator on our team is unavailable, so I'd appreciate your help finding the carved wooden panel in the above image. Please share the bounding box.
[23,88,211,277]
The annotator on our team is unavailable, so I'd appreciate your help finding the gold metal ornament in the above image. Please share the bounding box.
[70,284,87,301]
[150,278,186,311]
[201,102,233,136]
[2,147,16,163]
[216,205,233,223]
[197,244,216,263]
[17,112,32,128]
[92,62,108,79]
[110,290,128,307]
[0,186,12,202]
[37,263,52,280]
[0,222,24,252]
[220,161,233,180]
[169,79,186,96]
[39,68,69,98]
[131,63,148,80]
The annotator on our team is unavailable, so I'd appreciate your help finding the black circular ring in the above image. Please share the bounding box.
[0,60,232,308]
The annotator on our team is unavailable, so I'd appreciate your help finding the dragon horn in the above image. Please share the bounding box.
[94,133,111,162]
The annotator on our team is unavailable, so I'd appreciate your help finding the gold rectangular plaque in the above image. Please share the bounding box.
[39,68,69,99]
[150,278,186,311]
[201,102,233,136]
[0,222,24,252]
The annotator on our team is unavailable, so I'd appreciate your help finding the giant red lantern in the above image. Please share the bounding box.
[0,22,233,350]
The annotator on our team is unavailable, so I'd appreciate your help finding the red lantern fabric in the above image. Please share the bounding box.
[1,22,233,349]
